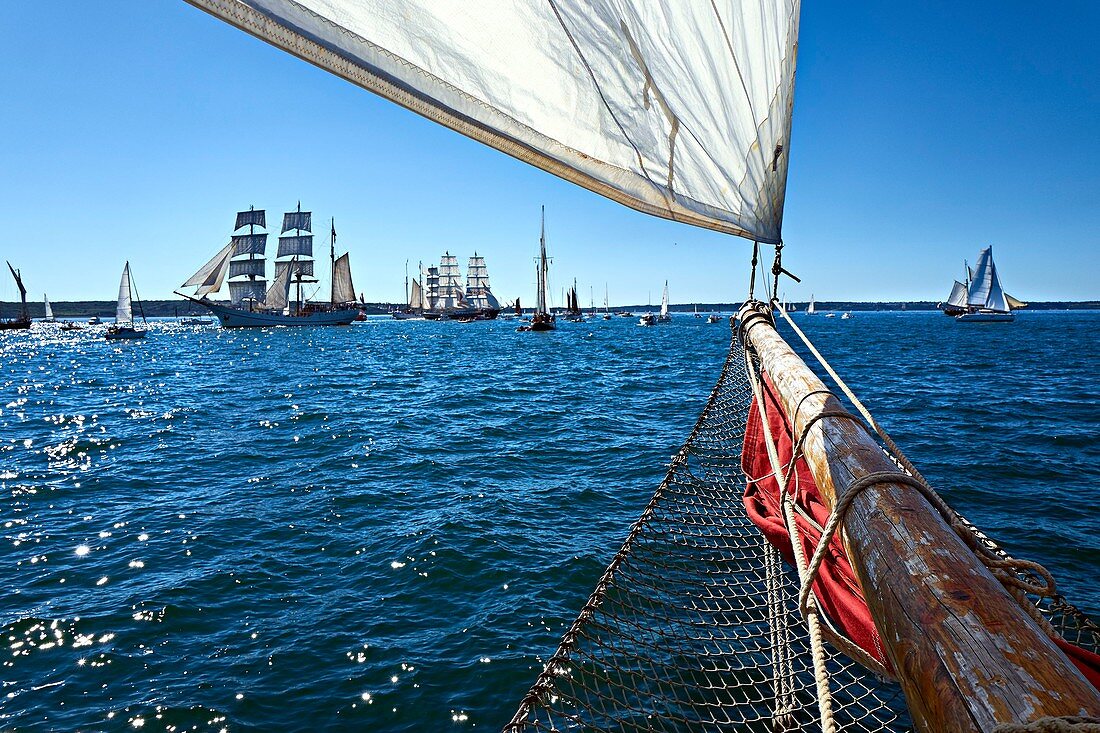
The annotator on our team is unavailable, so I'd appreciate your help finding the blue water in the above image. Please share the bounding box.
[2,312,1097,731]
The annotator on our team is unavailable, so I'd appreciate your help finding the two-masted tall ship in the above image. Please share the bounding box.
[943,246,1026,322]
[177,205,359,327]
[1,262,31,330]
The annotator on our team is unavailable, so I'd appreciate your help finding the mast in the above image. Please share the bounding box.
[277,201,314,315]
[228,206,268,311]
[536,206,550,316]
[330,217,337,306]
[6,262,28,322]
[605,283,609,313]
[404,260,409,310]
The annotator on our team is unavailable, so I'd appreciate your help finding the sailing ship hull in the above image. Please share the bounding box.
[193,298,357,328]
[105,326,146,340]
[0,319,32,330]
[391,310,423,320]
[956,311,1014,323]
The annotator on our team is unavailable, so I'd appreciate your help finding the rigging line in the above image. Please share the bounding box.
[743,344,837,733]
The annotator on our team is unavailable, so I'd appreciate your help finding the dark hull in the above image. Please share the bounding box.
[0,319,31,330]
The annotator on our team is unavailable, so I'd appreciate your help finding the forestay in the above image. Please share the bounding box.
[184,0,799,244]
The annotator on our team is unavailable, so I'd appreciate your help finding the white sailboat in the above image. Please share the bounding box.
[43,294,55,323]
[656,281,671,322]
[105,262,147,340]
[956,246,1015,322]
[806,294,817,315]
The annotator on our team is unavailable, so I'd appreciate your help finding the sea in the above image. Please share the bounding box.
[2,311,1098,732]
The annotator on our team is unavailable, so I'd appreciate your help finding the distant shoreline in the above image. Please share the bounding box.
[4,300,1098,318]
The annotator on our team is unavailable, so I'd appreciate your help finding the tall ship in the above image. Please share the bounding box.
[1,262,30,330]
[191,4,1100,732]
[177,205,359,327]
[942,247,1027,320]
[418,252,501,321]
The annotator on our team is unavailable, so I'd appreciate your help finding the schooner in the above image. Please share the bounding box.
[176,206,359,327]
[183,2,1100,731]
[1,262,30,330]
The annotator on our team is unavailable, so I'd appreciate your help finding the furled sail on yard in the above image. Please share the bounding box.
[183,0,799,244]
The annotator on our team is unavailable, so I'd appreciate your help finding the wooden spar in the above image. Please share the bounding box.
[736,301,1100,732]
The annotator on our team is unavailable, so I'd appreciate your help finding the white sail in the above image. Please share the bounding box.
[437,253,464,309]
[229,259,266,279]
[43,295,54,321]
[277,234,314,258]
[947,280,967,308]
[465,254,500,310]
[229,280,267,304]
[186,0,800,244]
[332,253,356,304]
[807,295,815,314]
[235,208,266,230]
[262,262,293,311]
[231,233,268,256]
[275,260,315,282]
[116,262,133,325]
[660,281,669,317]
[409,278,423,310]
[183,241,234,297]
[967,246,1010,313]
[536,208,550,314]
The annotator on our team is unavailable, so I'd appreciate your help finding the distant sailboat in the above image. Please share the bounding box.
[603,284,611,320]
[656,281,671,323]
[1,262,31,330]
[956,246,1015,322]
[393,260,425,319]
[43,294,55,323]
[519,206,555,332]
[564,279,584,322]
[105,262,147,340]
[806,294,816,315]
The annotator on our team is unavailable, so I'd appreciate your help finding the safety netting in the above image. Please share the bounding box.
[505,323,1100,732]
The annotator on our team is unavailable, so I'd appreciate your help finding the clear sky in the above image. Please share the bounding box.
[2,1,1097,305]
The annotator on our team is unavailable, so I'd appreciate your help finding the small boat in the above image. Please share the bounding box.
[105,262,147,340]
[617,311,633,318]
[87,316,102,325]
[656,281,672,322]
[638,313,656,327]
[521,207,555,332]
[841,311,851,320]
[824,312,836,318]
[954,246,1020,323]
[694,303,701,318]
[1,262,31,330]
[179,316,213,325]
[706,314,721,324]
[59,321,81,331]
[43,294,56,323]
[563,279,584,322]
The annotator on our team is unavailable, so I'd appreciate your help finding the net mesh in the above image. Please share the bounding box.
[505,328,1100,733]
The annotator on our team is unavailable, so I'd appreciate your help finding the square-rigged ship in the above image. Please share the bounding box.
[176,205,360,327]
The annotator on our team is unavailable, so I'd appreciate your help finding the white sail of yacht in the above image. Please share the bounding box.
[106,262,147,340]
[658,281,671,322]
[43,294,54,322]
[947,281,967,309]
[807,294,816,315]
[957,246,1015,322]
[409,278,423,310]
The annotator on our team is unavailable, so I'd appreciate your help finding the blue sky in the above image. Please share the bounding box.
[2,1,1096,304]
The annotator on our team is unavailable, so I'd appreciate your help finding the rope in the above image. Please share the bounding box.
[744,346,837,733]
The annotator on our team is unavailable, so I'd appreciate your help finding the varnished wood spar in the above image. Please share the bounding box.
[736,302,1100,732]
